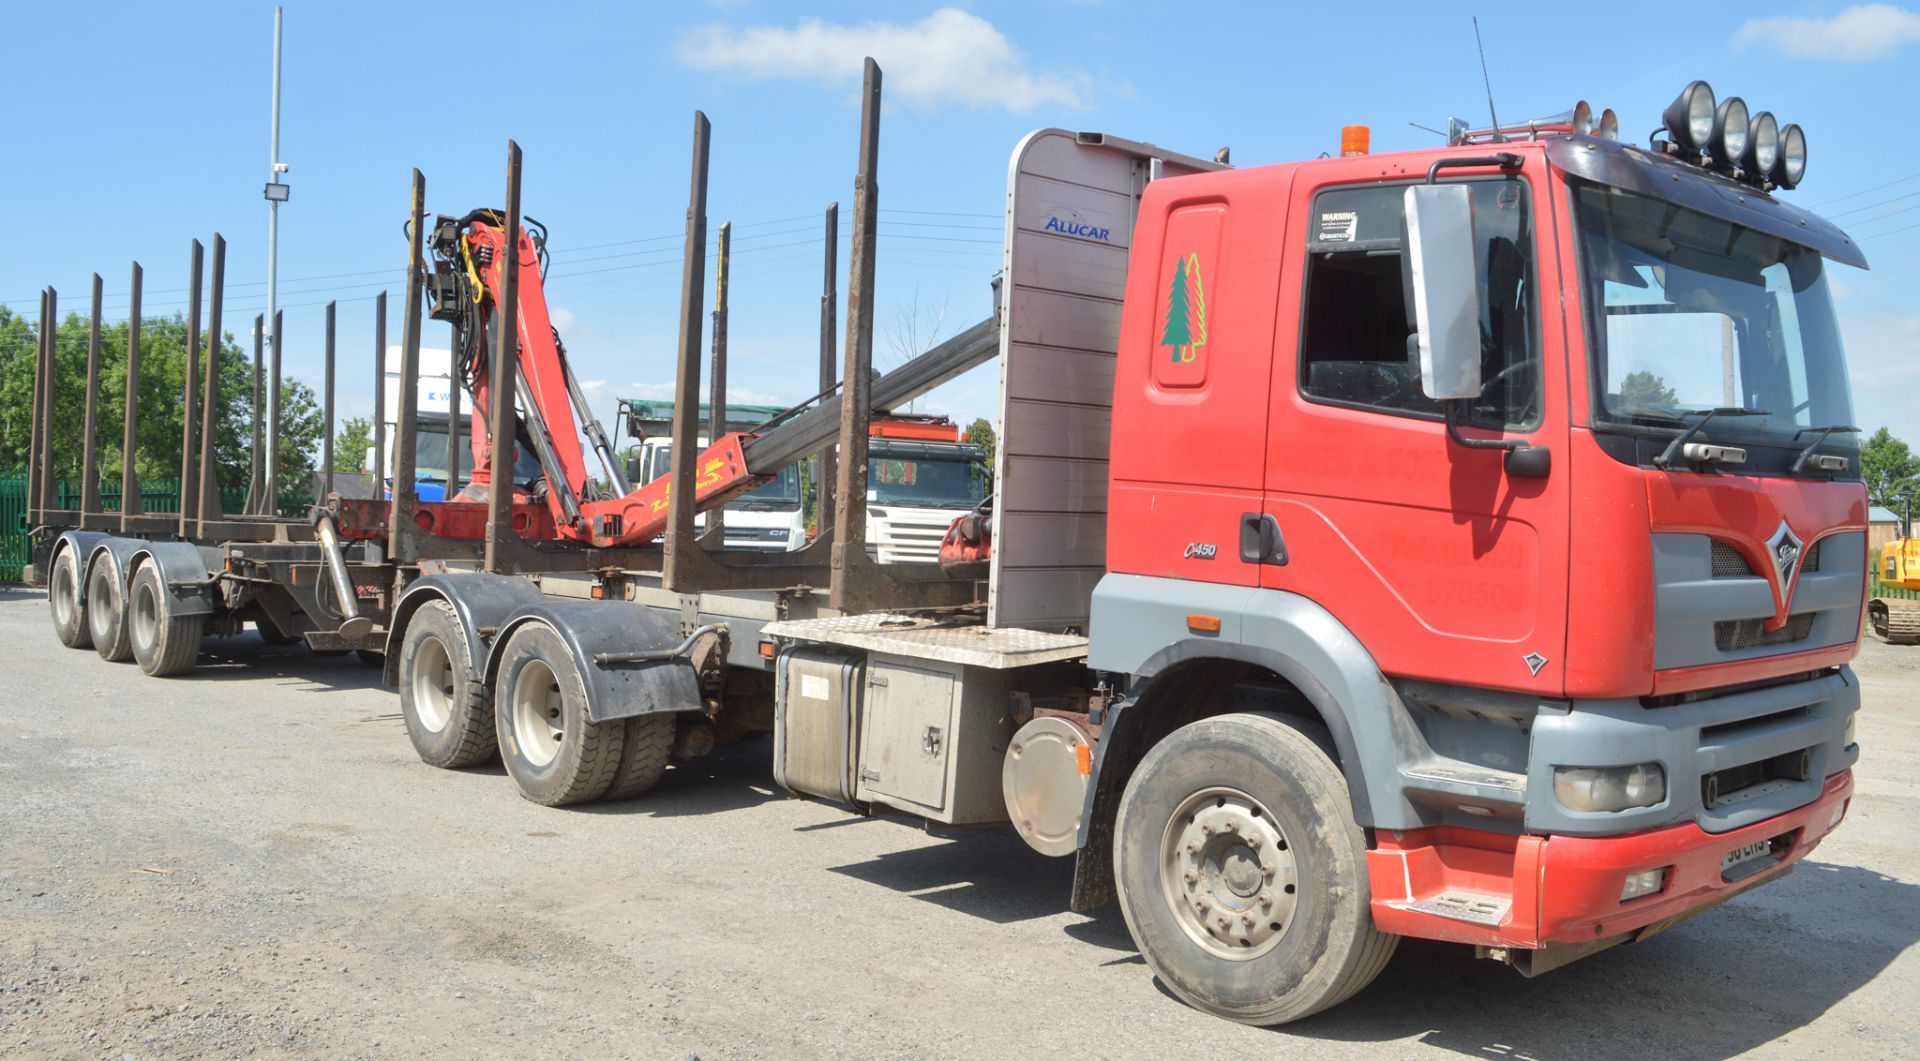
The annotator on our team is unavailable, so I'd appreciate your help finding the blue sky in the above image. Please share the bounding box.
[3,1,1917,441]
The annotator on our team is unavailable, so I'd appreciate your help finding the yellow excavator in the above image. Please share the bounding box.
[1869,536,1920,643]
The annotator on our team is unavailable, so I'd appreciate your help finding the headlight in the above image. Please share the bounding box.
[1554,763,1667,812]
[1776,123,1807,189]
[1746,111,1780,179]
[1712,96,1749,169]
[1663,80,1716,155]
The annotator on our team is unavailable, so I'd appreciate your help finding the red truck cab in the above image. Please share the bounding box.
[1090,94,1862,1016]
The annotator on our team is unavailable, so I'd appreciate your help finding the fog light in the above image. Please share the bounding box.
[1827,799,1847,832]
[1620,867,1668,902]
[1554,763,1667,812]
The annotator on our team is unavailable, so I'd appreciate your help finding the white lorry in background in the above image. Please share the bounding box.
[368,346,541,500]
[622,400,809,551]
[865,417,990,564]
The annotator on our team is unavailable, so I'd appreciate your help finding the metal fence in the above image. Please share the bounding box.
[0,471,312,581]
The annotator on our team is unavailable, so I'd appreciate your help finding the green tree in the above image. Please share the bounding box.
[334,416,373,473]
[1861,427,1919,511]
[0,306,320,498]
[964,417,996,469]
[1161,257,1192,361]
[1617,370,1677,408]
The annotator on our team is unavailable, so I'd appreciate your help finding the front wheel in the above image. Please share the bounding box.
[493,623,626,806]
[1113,713,1397,1025]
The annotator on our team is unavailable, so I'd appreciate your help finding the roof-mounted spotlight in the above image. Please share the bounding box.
[1745,111,1780,184]
[1662,80,1716,157]
[1711,97,1750,171]
[1774,123,1807,189]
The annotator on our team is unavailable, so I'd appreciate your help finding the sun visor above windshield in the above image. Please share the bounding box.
[1546,136,1868,270]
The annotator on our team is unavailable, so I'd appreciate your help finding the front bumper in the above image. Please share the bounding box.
[1370,770,1853,955]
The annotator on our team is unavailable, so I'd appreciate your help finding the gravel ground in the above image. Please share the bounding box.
[1,582,1915,1059]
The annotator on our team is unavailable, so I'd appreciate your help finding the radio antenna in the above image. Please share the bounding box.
[1473,16,1504,142]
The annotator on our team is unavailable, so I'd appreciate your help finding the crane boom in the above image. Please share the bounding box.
[427,210,999,549]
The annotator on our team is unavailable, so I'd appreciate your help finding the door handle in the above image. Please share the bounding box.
[1240,513,1288,566]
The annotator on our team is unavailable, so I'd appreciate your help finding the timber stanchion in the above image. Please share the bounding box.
[247,314,264,514]
[830,60,882,613]
[178,240,203,533]
[38,287,60,521]
[372,290,387,508]
[663,111,712,592]
[323,301,336,497]
[484,144,525,574]
[818,202,838,541]
[390,171,426,560]
[195,236,228,535]
[80,275,104,522]
[117,273,143,533]
[705,219,730,544]
[27,290,46,528]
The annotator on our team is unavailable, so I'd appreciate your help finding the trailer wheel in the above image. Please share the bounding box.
[49,547,92,649]
[1113,713,1397,1025]
[397,601,495,769]
[494,623,626,806]
[126,559,204,677]
[87,557,134,662]
[604,714,675,800]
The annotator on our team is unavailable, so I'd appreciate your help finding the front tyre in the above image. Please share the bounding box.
[127,559,204,677]
[1113,713,1397,1025]
[493,623,625,806]
[49,547,92,649]
[397,601,494,769]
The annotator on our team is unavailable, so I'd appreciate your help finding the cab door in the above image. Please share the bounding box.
[1259,156,1572,694]
[1107,173,1286,587]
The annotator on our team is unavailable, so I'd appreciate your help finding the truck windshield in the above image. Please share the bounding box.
[1573,184,1855,456]
[870,456,986,509]
[413,428,542,485]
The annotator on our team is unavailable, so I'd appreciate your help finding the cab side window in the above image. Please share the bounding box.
[1298,179,1540,430]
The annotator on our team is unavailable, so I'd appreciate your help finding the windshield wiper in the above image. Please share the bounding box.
[1790,424,1860,475]
[1654,407,1769,469]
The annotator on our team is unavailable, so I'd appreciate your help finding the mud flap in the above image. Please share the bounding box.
[484,600,705,724]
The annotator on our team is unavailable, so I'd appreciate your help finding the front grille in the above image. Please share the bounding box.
[1702,749,1813,810]
[1712,541,1754,578]
[1801,541,1821,572]
[1713,613,1815,652]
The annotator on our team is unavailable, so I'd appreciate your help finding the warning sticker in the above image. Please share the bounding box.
[800,674,829,701]
[1317,211,1359,243]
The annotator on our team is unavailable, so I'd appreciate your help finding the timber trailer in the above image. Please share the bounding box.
[27,64,1868,1025]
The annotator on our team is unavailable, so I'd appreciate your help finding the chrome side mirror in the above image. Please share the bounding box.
[1402,184,1482,401]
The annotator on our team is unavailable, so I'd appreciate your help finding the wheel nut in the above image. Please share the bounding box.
[1241,914,1256,928]
[1258,890,1272,907]
[1201,824,1214,836]
[1261,864,1276,879]
[1183,870,1198,885]
[1216,916,1232,930]
[1222,820,1238,834]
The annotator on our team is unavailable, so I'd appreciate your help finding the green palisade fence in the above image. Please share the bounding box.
[0,471,312,581]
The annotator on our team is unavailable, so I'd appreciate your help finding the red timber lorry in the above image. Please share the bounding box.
[31,65,1865,1025]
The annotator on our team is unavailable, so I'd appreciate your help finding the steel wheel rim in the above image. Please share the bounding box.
[511,659,564,767]
[410,636,455,732]
[1158,785,1300,961]
[51,554,76,627]
[131,578,160,652]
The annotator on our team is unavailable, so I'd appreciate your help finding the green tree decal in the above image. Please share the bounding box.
[1161,256,1192,362]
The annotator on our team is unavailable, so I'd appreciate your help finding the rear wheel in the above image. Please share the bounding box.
[87,556,133,662]
[398,601,494,769]
[604,715,675,800]
[1113,713,1397,1025]
[494,623,625,806]
[127,560,204,677]
[49,547,91,649]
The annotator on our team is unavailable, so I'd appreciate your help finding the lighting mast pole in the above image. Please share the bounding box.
[264,5,288,482]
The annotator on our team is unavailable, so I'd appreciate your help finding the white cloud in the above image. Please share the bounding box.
[1733,4,1920,60]
[551,307,578,332]
[677,8,1091,112]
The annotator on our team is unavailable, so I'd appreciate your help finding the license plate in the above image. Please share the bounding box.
[1721,839,1773,873]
